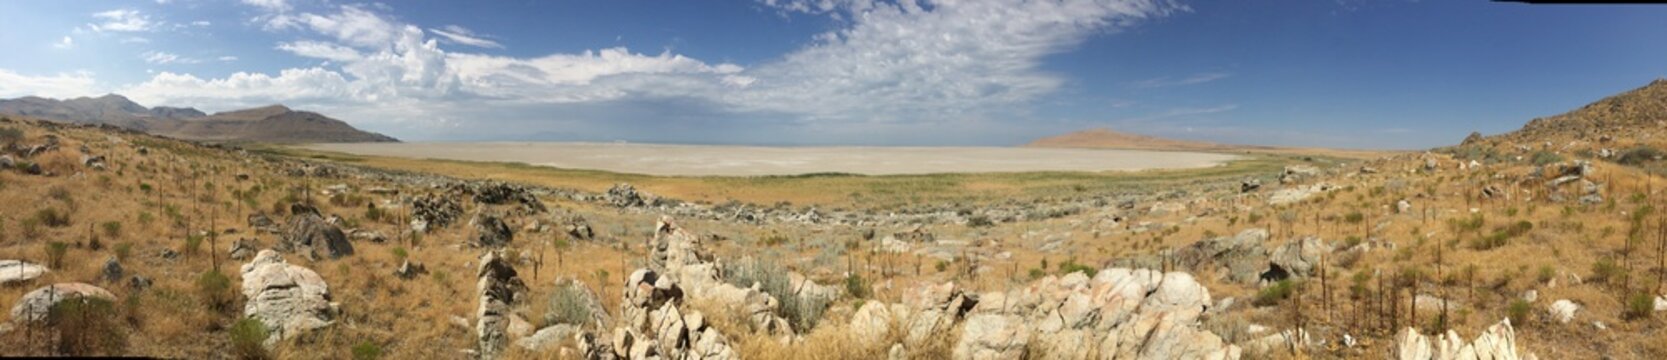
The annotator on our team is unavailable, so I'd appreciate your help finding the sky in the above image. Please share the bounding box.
[1,0,1665,149]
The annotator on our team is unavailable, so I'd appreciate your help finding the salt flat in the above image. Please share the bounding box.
[304,142,1240,176]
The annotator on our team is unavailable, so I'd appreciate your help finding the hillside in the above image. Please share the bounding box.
[1450,79,1667,174]
[0,95,396,143]
[1028,127,1394,160]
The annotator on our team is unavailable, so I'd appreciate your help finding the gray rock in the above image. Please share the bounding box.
[9,282,116,322]
[241,250,337,345]
[0,260,48,285]
[100,256,123,283]
[473,212,514,247]
[278,204,354,259]
[515,324,579,352]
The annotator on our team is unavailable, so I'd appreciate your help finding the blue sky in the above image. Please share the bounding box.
[1,0,1664,149]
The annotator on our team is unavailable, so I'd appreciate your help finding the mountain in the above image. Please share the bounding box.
[1484,78,1667,144]
[0,94,396,143]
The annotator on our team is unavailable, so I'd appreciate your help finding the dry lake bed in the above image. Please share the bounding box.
[305,142,1240,176]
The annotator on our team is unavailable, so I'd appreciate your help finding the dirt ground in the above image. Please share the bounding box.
[305,142,1241,176]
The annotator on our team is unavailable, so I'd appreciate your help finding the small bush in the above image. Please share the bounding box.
[965,215,994,228]
[0,126,23,146]
[184,234,205,257]
[1617,146,1663,166]
[35,207,72,228]
[352,341,383,360]
[230,317,270,359]
[1590,258,1627,286]
[46,297,127,356]
[1536,265,1556,284]
[197,270,234,312]
[1343,211,1365,224]
[1531,151,1564,166]
[45,241,69,269]
[1253,280,1298,307]
[101,221,123,238]
[1624,292,1655,321]
[1508,299,1532,325]
[545,283,598,328]
[845,273,870,299]
[391,247,408,262]
[1056,258,1097,277]
[114,242,133,261]
[727,258,830,332]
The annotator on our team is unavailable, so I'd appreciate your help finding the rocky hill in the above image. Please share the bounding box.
[0,95,396,143]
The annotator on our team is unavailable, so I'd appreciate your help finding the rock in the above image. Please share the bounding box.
[477,251,528,359]
[894,225,936,243]
[349,229,387,243]
[1240,178,1262,193]
[0,260,48,285]
[411,195,463,231]
[395,260,427,279]
[159,248,180,260]
[1461,131,1484,145]
[515,324,578,352]
[1396,199,1412,214]
[1482,185,1504,199]
[472,181,546,213]
[277,204,354,259]
[1655,295,1667,312]
[1267,236,1327,281]
[228,238,256,260]
[1549,300,1580,324]
[1522,290,1537,303]
[1279,165,1320,184]
[1268,183,1334,206]
[953,314,1030,360]
[128,275,153,291]
[1148,202,1188,216]
[0,155,12,169]
[9,283,117,322]
[606,183,645,208]
[1395,318,1529,360]
[473,212,514,247]
[241,250,337,345]
[247,213,280,233]
[100,256,124,283]
[565,216,595,241]
[1175,229,1269,284]
[81,154,106,169]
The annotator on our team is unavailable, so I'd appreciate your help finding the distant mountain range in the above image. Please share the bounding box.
[1026,128,1391,159]
[0,94,397,143]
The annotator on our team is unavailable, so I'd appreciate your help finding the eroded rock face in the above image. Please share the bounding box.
[0,260,48,285]
[607,183,645,208]
[473,212,514,247]
[9,283,116,322]
[1175,229,1270,284]
[411,194,463,232]
[477,251,528,359]
[1395,319,1532,360]
[278,204,354,259]
[471,181,546,213]
[1268,236,1328,281]
[240,250,337,345]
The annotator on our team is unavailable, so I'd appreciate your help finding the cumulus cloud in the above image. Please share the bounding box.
[429,25,503,49]
[0,70,101,99]
[109,0,1177,142]
[53,36,74,49]
[90,9,154,32]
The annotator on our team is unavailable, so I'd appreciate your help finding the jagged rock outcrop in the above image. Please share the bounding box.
[9,283,116,322]
[1279,165,1321,184]
[277,204,354,259]
[0,260,48,285]
[476,250,528,359]
[648,217,795,335]
[1395,319,1533,360]
[1268,183,1336,206]
[1175,229,1270,283]
[471,181,547,213]
[1267,236,1328,281]
[411,194,462,232]
[607,183,645,208]
[473,212,514,247]
[566,215,595,241]
[240,250,338,345]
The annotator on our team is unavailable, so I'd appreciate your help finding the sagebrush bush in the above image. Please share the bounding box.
[229,317,269,360]
[46,297,127,356]
[197,270,234,312]
[35,207,72,228]
[545,282,597,328]
[728,258,830,332]
[1508,299,1531,326]
[1624,292,1655,321]
[1253,280,1298,307]
[46,241,69,269]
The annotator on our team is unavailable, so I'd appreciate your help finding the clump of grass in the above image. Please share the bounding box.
[1253,279,1298,307]
[844,273,870,299]
[196,270,234,313]
[1590,257,1627,286]
[184,234,205,257]
[45,241,69,269]
[1531,151,1564,166]
[229,317,270,359]
[114,242,133,261]
[727,258,830,332]
[45,297,128,356]
[101,221,123,238]
[1508,299,1532,326]
[352,341,383,360]
[1624,292,1655,321]
[1056,258,1096,277]
[35,207,72,228]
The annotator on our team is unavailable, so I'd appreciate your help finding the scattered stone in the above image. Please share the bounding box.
[411,194,463,231]
[515,324,578,352]
[1240,178,1262,193]
[228,238,256,260]
[1268,236,1328,281]
[129,275,152,291]
[1175,229,1269,284]
[477,251,528,359]
[248,214,280,233]
[9,283,117,322]
[1396,199,1412,214]
[606,183,645,208]
[1395,319,1531,360]
[241,250,338,345]
[565,216,595,241]
[1279,165,1320,184]
[395,260,427,279]
[100,256,124,283]
[1549,300,1580,324]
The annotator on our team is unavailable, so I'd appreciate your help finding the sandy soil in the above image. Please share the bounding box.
[304,142,1241,176]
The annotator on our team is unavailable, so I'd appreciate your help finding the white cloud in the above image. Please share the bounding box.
[429,25,503,49]
[191,20,212,27]
[53,36,75,49]
[90,9,154,32]
[1131,72,1231,88]
[242,0,291,12]
[276,41,364,61]
[268,5,407,49]
[219,56,240,62]
[142,51,202,65]
[0,70,101,99]
[120,36,151,44]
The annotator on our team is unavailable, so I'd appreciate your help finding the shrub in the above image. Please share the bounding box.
[114,242,133,261]
[1536,265,1556,284]
[1253,280,1298,307]
[0,126,23,145]
[1530,151,1563,166]
[20,217,42,238]
[101,221,123,238]
[1624,292,1655,321]
[391,247,408,262]
[197,270,234,312]
[46,297,127,356]
[1056,258,1097,277]
[1507,299,1532,326]
[845,273,870,299]
[35,207,72,228]
[1343,211,1365,224]
[1617,146,1663,166]
[352,341,383,360]
[545,283,597,328]
[229,317,270,359]
[184,234,205,257]
[965,215,994,228]
[727,258,830,332]
[45,241,69,269]
[1590,258,1627,286]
